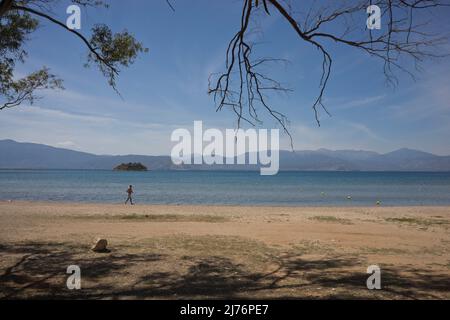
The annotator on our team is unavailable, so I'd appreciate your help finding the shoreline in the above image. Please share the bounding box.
[2,200,450,208]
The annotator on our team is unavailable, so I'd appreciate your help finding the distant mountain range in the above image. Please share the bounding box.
[1,139,450,171]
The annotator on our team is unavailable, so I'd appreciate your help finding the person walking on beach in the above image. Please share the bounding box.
[125,185,134,205]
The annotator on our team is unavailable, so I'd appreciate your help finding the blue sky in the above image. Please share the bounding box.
[1,0,450,155]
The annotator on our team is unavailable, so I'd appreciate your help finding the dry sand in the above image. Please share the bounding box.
[0,201,449,299]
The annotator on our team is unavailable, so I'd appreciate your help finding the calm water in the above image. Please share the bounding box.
[1,170,450,206]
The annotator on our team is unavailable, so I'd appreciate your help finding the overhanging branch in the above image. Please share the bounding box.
[11,4,118,76]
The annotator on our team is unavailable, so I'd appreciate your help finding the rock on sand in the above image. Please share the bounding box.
[91,238,108,252]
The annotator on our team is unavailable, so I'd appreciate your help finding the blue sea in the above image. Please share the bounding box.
[1,170,450,206]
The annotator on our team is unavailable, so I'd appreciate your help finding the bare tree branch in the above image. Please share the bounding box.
[210,0,450,147]
[165,0,175,12]
[208,0,294,147]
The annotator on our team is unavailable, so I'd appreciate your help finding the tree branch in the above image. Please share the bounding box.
[211,0,450,142]
[11,4,118,76]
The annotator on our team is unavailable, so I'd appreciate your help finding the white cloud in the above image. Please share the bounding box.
[56,141,77,148]
[329,94,386,110]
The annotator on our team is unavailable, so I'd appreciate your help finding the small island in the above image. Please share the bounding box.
[113,162,148,171]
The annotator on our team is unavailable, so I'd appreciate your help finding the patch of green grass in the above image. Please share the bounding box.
[385,217,449,229]
[119,213,228,223]
[290,240,338,255]
[140,235,278,267]
[67,213,229,223]
[359,247,410,255]
[309,215,353,225]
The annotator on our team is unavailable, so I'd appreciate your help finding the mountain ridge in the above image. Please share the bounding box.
[1,139,450,171]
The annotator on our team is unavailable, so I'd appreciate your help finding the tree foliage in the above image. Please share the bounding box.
[87,24,148,90]
[0,0,147,109]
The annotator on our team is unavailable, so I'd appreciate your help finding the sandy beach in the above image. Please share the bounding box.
[0,201,449,299]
